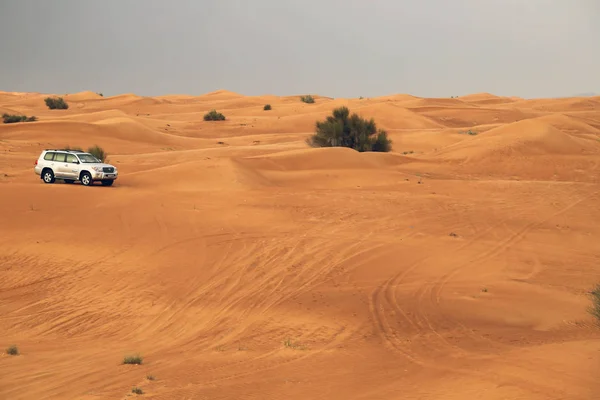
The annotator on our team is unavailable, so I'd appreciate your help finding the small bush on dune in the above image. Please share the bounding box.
[590,284,600,324]
[2,114,37,123]
[44,97,69,110]
[3,114,26,123]
[6,345,19,355]
[300,95,315,104]
[87,145,107,162]
[283,338,306,350]
[123,354,143,365]
[307,106,392,152]
[3,114,27,123]
[203,109,226,121]
[263,104,272,111]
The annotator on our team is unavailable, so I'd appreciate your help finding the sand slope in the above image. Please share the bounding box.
[1,90,600,400]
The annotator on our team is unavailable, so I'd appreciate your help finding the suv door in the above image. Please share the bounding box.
[53,152,69,178]
[63,153,80,179]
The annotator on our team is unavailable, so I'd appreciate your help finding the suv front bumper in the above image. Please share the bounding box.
[93,172,118,180]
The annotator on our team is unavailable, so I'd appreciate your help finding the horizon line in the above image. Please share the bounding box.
[0,88,598,101]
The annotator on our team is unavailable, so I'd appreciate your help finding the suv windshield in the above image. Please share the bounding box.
[77,153,101,163]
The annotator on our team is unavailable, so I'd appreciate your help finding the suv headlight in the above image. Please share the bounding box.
[92,166,103,172]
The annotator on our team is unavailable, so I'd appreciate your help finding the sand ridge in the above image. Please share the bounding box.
[1,90,599,399]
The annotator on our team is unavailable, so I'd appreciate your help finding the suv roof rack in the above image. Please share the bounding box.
[43,149,86,153]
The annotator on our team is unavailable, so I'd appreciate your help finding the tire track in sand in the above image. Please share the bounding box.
[368,220,505,364]
[388,191,600,363]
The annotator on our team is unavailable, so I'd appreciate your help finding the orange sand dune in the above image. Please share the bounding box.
[402,97,476,109]
[459,92,521,104]
[537,113,600,139]
[235,147,411,172]
[351,103,446,130]
[509,97,600,113]
[419,118,600,182]
[436,118,598,159]
[63,91,103,101]
[459,92,500,100]
[1,89,599,400]
[199,89,246,100]
[413,105,542,128]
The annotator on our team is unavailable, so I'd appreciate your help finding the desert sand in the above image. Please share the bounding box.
[1,89,599,399]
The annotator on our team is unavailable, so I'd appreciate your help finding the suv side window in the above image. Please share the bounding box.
[66,154,78,163]
[53,153,66,162]
[43,152,55,161]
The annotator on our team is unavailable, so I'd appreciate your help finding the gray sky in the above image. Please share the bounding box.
[1,0,598,99]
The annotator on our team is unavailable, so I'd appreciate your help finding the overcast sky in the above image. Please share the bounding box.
[1,0,598,99]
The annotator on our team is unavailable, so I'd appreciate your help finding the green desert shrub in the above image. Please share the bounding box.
[44,97,69,110]
[307,106,392,152]
[6,345,19,355]
[123,354,143,365]
[2,114,37,123]
[263,104,272,111]
[2,114,26,123]
[203,109,226,121]
[87,145,107,162]
[300,95,315,104]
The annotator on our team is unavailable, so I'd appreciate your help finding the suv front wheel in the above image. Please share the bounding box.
[42,169,55,184]
[80,172,93,186]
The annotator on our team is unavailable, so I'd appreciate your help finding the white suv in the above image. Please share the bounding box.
[34,149,118,186]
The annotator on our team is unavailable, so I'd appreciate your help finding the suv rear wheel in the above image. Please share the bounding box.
[42,169,55,184]
[80,172,93,186]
